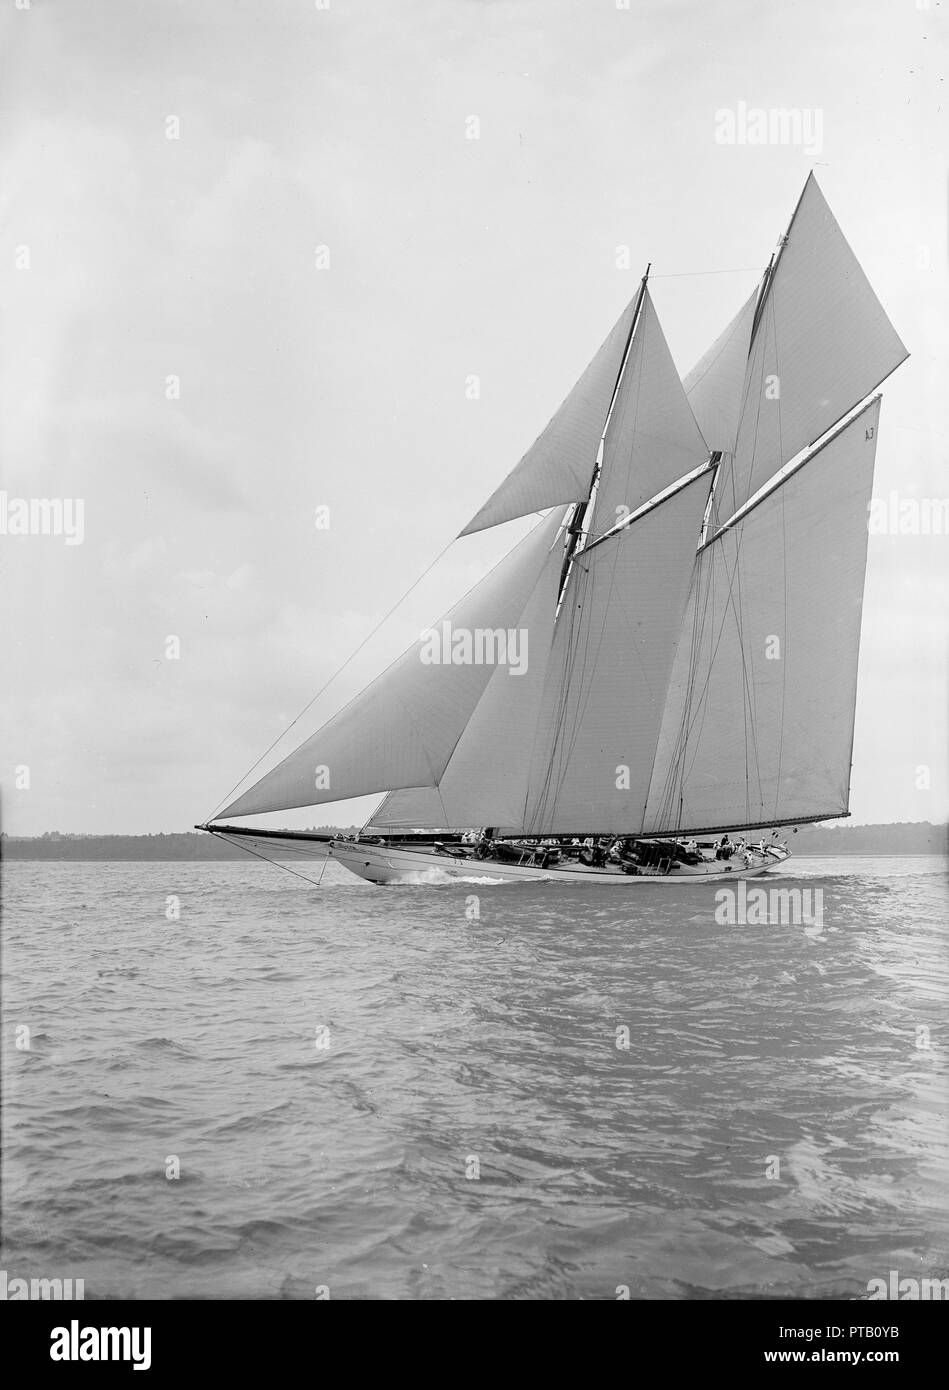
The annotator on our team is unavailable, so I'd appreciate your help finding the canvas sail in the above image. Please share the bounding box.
[368,523,564,829]
[718,175,906,522]
[644,397,881,836]
[587,288,710,540]
[459,293,638,536]
[523,473,711,833]
[683,287,758,455]
[219,508,567,818]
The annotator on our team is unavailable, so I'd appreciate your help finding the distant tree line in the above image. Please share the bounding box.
[781,821,947,855]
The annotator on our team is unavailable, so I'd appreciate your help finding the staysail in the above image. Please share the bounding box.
[682,287,758,456]
[644,397,881,836]
[369,519,564,829]
[219,508,567,818]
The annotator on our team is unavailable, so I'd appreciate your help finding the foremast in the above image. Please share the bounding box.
[558,264,652,605]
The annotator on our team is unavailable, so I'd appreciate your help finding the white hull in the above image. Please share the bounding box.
[328,840,789,886]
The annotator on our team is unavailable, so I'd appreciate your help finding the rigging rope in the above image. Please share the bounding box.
[209,829,330,888]
[649,264,769,279]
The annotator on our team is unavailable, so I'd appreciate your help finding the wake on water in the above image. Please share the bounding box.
[393,866,511,886]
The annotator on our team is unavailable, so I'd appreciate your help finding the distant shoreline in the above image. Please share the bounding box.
[2,824,946,861]
[0,831,349,862]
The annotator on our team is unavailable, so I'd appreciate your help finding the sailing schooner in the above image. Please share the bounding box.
[199,174,908,885]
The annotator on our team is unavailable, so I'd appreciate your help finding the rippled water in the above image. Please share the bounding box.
[2,856,947,1299]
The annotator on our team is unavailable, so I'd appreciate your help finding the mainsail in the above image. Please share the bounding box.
[524,474,711,832]
[376,474,710,833]
[645,398,882,836]
[215,177,906,845]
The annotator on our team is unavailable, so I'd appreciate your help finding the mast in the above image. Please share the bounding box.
[749,252,775,347]
[557,264,651,603]
[699,451,723,545]
[748,172,809,348]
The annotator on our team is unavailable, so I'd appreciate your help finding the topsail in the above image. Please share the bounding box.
[714,173,907,523]
[586,289,710,539]
[459,293,639,536]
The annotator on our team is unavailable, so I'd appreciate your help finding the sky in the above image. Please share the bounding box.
[1,0,946,835]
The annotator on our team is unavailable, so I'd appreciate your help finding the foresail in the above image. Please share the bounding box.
[588,288,710,539]
[644,397,881,836]
[718,174,906,522]
[458,293,638,537]
[368,787,458,832]
[683,287,758,455]
[219,508,567,818]
[368,522,564,829]
[523,473,711,834]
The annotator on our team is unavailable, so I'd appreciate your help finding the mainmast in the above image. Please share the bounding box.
[749,172,810,349]
[749,252,775,346]
[697,176,814,541]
